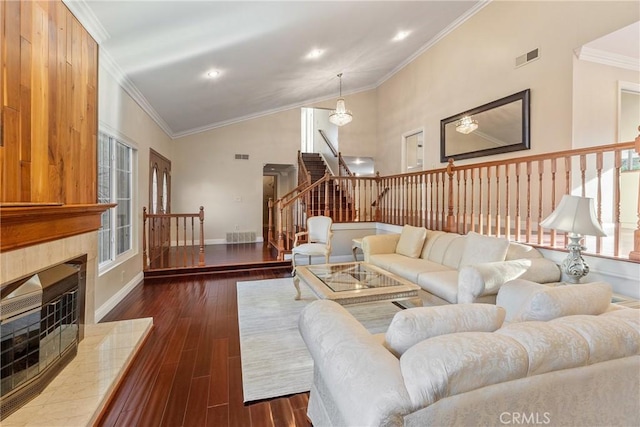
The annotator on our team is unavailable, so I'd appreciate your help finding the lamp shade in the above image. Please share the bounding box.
[540,195,606,237]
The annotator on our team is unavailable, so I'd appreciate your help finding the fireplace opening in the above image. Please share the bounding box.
[0,255,86,420]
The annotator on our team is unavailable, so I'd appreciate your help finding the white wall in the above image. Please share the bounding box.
[96,66,173,318]
[171,90,378,242]
[374,1,638,175]
[573,60,639,148]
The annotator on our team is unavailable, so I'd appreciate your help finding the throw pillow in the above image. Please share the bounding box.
[510,282,612,322]
[395,225,427,258]
[384,304,506,356]
[459,231,509,267]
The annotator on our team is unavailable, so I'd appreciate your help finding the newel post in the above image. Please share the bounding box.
[630,126,640,261]
[268,198,274,244]
[142,207,148,270]
[323,173,330,217]
[445,158,456,232]
[198,206,205,266]
[375,171,382,222]
[277,203,285,260]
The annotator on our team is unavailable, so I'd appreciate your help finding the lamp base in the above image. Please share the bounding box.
[561,234,589,284]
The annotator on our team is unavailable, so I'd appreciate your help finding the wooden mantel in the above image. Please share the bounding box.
[0,204,114,252]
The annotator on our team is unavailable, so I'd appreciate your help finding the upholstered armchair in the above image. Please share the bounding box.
[291,216,333,272]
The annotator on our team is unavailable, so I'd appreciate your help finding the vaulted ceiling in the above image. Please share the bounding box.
[65,0,485,137]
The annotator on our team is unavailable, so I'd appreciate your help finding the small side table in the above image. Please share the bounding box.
[351,238,363,261]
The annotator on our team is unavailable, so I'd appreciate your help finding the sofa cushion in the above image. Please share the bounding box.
[506,241,543,260]
[459,232,510,267]
[496,321,589,375]
[602,308,640,331]
[511,282,613,322]
[417,270,459,304]
[550,315,640,364]
[423,233,462,264]
[400,332,529,407]
[420,230,447,259]
[441,236,467,269]
[386,258,451,284]
[395,225,427,258]
[385,304,506,356]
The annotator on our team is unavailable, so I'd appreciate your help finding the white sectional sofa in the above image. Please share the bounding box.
[299,280,640,427]
[362,225,560,304]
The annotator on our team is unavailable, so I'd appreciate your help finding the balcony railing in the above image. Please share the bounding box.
[270,139,640,262]
[142,206,205,270]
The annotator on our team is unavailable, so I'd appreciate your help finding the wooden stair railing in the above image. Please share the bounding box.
[143,206,205,270]
[273,141,639,262]
[631,127,640,261]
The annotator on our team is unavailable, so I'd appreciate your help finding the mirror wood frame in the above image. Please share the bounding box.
[440,89,531,163]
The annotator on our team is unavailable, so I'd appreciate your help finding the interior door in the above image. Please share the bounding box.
[149,149,172,267]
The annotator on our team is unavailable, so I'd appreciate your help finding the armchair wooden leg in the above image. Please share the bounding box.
[293,275,301,300]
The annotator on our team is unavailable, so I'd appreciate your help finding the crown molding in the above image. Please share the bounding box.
[576,46,640,71]
[376,0,491,87]
[65,0,492,140]
[99,51,175,137]
[62,0,110,43]
[172,84,378,138]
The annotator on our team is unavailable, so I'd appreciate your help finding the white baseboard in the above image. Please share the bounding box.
[95,272,143,322]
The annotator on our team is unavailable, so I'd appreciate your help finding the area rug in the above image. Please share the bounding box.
[237,277,401,403]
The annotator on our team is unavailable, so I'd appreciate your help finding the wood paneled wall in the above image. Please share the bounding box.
[1,0,98,204]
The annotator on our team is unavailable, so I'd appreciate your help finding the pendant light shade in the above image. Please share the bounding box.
[329,73,352,126]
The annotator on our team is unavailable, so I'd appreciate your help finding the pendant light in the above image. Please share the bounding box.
[329,73,353,126]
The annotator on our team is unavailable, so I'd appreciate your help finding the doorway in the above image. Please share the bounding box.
[149,149,171,214]
[148,149,172,266]
[402,130,424,172]
[263,174,276,240]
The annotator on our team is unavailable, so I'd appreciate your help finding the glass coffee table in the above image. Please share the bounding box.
[293,262,422,306]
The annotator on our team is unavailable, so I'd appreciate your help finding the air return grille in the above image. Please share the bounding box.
[516,48,539,68]
[234,154,249,160]
[226,231,256,243]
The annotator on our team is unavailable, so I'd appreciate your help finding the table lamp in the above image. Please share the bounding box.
[539,195,606,284]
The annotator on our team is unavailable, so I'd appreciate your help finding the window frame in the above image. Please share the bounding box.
[97,128,138,274]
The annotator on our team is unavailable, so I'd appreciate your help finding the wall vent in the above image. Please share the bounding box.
[515,48,540,68]
[234,154,249,160]
[226,231,256,243]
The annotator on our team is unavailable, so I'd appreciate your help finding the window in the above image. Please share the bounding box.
[98,131,135,267]
[621,149,640,172]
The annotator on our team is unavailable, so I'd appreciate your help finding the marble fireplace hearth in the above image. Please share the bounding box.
[1,232,152,425]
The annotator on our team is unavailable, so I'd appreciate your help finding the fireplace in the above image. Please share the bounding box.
[0,255,86,420]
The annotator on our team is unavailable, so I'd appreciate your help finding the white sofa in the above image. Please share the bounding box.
[299,281,640,427]
[362,225,560,304]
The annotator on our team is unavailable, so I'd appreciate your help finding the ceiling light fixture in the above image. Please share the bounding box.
[306,49,324,59]
[329,73,353,127]
[393,31,410,41]
[455,115,478,134]
[206,70,221,78]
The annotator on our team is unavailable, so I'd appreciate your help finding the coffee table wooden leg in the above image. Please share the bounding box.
[293,275,301,300]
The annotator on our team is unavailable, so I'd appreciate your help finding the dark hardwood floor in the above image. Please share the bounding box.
[97,245,310,427]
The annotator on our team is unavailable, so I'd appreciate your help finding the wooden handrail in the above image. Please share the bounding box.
[318,129,338,157]
[143,206,205,270]
[273,141,639,262]
[338,152,354,177]
[631,127,640,261]
[297,150,311,187]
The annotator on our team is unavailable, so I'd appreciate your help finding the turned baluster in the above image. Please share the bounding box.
[525,161,532,243]
[596,152,603,254]
[614,151,622,257]
[515,163,521,241]
[538,160,544,245]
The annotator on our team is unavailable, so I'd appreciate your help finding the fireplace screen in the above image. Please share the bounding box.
[0,256,85,420]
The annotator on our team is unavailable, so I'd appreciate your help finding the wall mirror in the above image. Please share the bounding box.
[440,89,530,162]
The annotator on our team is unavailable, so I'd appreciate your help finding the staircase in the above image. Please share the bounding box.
[300,152,354,221]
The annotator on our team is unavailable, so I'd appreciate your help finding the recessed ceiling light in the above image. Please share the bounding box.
[393,31,410,41]
[206,70,221,78]
[306,49,324,59]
